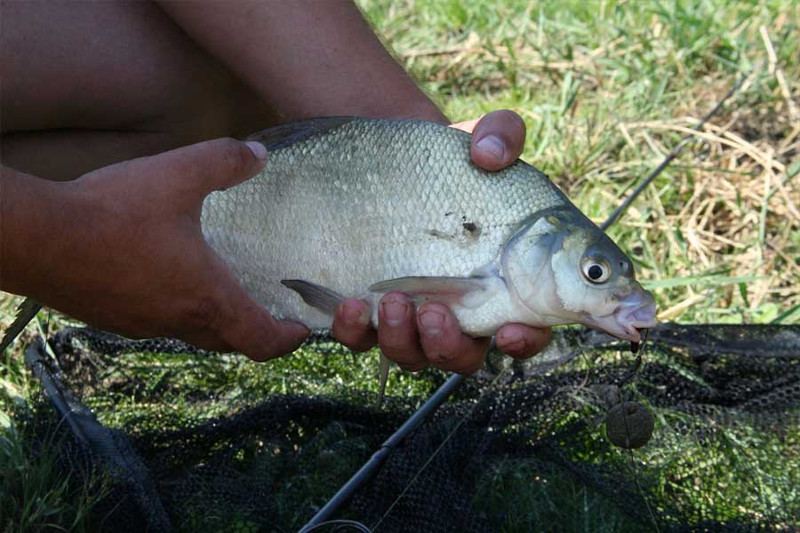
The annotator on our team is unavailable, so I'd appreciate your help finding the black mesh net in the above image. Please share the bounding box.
[20,324,800,532]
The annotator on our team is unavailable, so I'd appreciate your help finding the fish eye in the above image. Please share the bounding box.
[581,256,612,284]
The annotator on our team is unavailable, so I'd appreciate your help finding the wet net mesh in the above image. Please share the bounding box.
[20,324,800,532]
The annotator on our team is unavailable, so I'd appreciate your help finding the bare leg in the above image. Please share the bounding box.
[0,1,445,181]
[1,1,276,180]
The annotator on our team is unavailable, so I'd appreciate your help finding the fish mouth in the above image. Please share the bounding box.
[588,290,657,342]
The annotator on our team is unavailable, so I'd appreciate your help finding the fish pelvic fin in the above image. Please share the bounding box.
[1,298,42,353]
[378,351,391,407]
[281,279,345,316]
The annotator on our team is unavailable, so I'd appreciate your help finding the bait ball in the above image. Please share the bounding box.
[605,401,655,449]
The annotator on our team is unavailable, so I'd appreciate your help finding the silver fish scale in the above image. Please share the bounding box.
[202,119,568,328]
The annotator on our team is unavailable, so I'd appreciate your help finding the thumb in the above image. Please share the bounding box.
[469,110,526,172]
[211,264,310,361]
[131,137,268,206]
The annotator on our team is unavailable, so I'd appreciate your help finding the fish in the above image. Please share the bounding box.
[201,117,657,397]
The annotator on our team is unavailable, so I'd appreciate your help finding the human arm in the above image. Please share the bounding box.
[0,141,308,360]
[154,0,446,123]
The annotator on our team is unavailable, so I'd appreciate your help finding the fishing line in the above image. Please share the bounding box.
[370,365,511,531]
[618,327,661,531]
[370,333,642,529]
[600,68,756,231]
[612,336,654,523]
[628,444,661,532]
[597,67,756,527]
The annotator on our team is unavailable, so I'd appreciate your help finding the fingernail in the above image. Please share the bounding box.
[381,300,407,327]
[245,141,268,161]
[475,135,505,161]
[418,310,444,336]
[343,302,371,326]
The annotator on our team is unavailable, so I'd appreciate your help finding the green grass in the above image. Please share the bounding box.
[67,344,438,435]
[0,416,110,532]
[2,0,799,530]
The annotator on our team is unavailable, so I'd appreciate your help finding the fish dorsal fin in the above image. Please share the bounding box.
[244,117,358,151]
[0,298,42,353]
[378,352,391,406]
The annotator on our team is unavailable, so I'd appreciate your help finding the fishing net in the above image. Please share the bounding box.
[17,323,800,532]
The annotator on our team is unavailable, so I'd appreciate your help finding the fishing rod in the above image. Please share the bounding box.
[299,374,466,532]
[297,69,753,532]
[600,68,753,231]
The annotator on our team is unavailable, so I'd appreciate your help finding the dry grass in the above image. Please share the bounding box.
[617,105,799,317]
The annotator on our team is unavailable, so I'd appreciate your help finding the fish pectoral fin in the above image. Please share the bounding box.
[280,279,345,316]
[369,276,492,307]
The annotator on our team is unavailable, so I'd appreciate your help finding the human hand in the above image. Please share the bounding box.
[332,110,552,374]
[4,139,309,361]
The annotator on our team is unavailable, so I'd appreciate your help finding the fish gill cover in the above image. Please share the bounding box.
[16,324,800,532]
